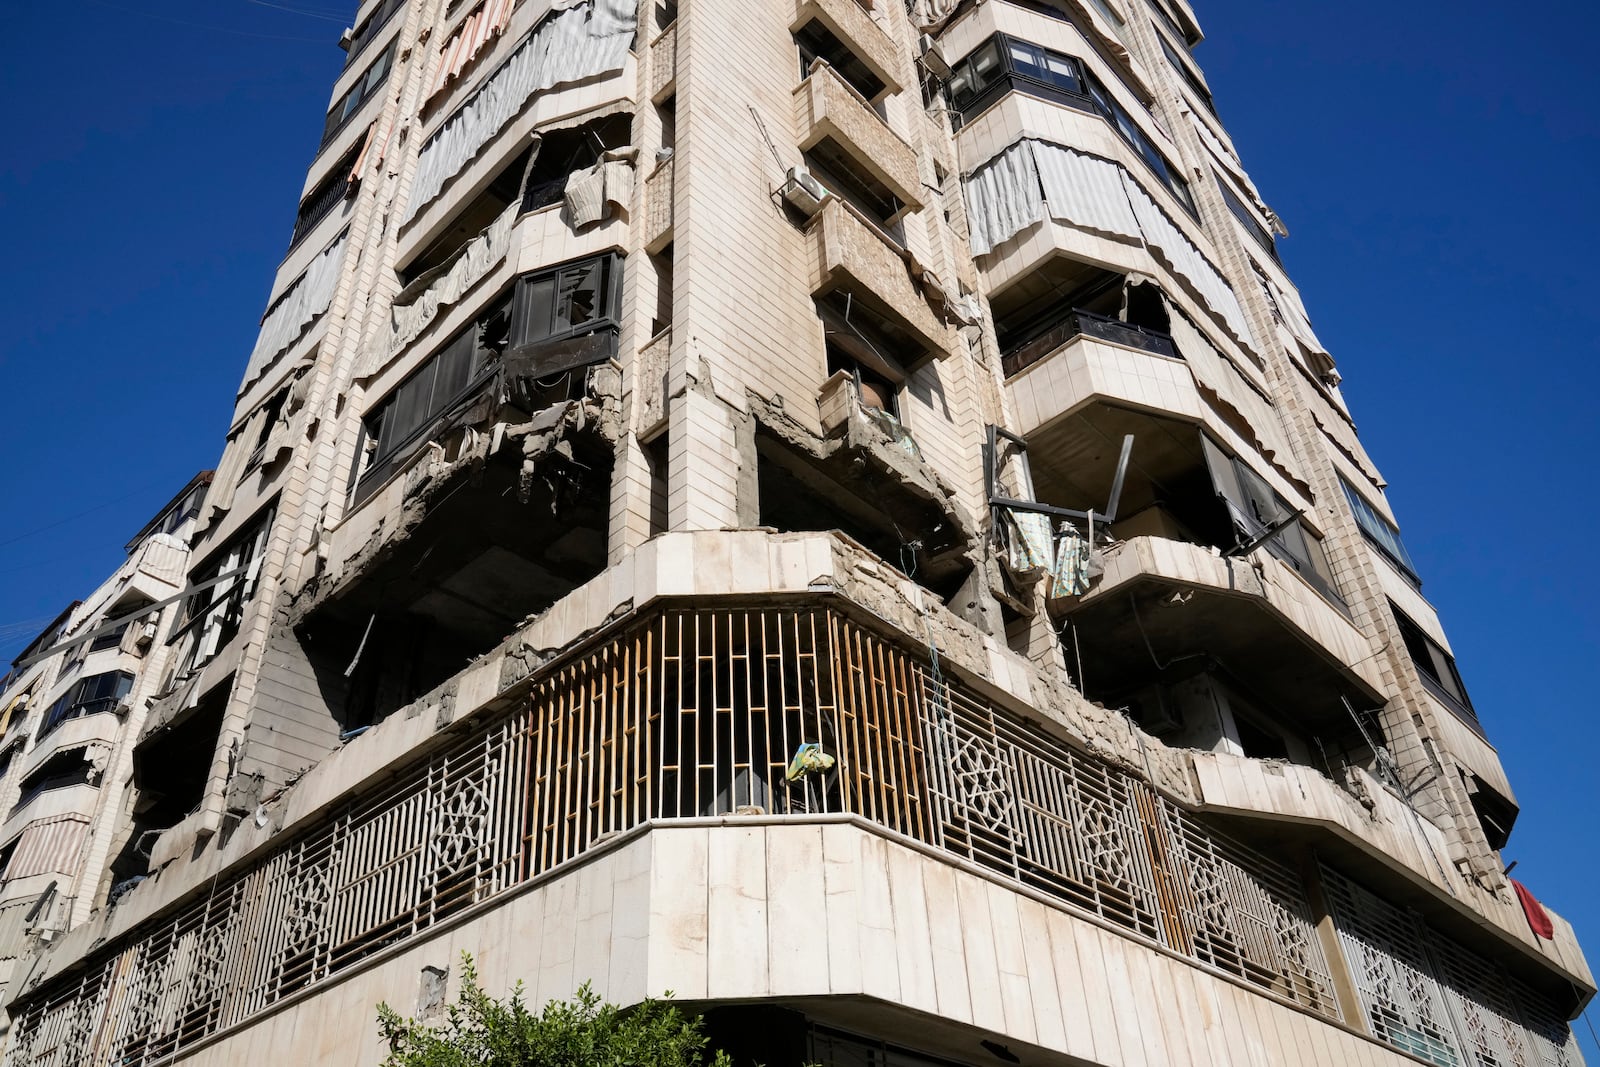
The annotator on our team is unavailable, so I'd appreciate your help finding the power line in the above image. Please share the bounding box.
[242,0,350,23]
[0,478,166,550]
[85,0,329,42]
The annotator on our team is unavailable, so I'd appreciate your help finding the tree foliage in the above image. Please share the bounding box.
[377,955,733,1067]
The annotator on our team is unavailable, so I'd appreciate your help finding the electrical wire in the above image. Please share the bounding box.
[242,0,349,20]
[85,0,328,42]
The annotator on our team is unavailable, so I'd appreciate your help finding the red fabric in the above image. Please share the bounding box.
[1512,878,1555,940]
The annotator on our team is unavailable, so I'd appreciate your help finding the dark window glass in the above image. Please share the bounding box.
[323,41,396,147]
[1217,176,1277,260]
[1391,604,1480,730]
[1341,477,1420,585]
[1201,436,1346,610]
[511,256,620,350]
[346,0,406,67]
[40,671,133,736]
[795,20,885,102]
[1157,32,1214,114]
[948,35,1195,216]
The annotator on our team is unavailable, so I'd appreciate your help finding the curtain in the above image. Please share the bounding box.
[1031,140,1141,241]
[407,0,637,220]
[962,140,1044,257]
[238,230,349,393]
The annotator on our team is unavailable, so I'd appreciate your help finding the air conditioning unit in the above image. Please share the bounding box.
[338,27,354,51]
[136,620,158,648]
[780,166,829,217]
[918,34,953,79]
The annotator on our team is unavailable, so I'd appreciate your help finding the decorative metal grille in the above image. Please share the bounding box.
[1321,866,1581,1067]
[4,607,1578,1067]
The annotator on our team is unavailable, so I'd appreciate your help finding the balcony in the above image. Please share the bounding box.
[1004,328,1201,444]
[794,63,921,214]
[790,0,901,100]
[1054,535,1383,724]
[1190,748,1594,998]
[18,707,123,786]
[1003,307,1176,378]
[644,157,674,252]
[650,19,676,101]
[805,199,953,364]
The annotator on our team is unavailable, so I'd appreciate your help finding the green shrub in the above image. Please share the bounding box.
[377,955,732,1067]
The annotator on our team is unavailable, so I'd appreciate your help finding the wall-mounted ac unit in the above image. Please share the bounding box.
[918,35,953,79]
[780,167,829,217]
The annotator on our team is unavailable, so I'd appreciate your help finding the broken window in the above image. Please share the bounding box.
[128,682,227,847]
[820,298,903,417]
[1201,436,1345,609]
[39,671,133,739]
[172,507,276,677]
[322,40,395,147]
[505,252,623,378]
[520,115,634,214]
[1341,476,1420,586]
[15,748,98,811]
[1217,174,1278,261]
[795,20,885,103]
[358,292,509,499]
[1391,604,1480,731]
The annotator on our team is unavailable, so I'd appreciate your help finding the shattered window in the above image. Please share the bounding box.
[511,254,619,349]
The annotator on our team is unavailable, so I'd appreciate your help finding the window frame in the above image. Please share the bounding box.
[345,0,407,69]
[946,33,1196,216]
[1340,476,1421,587]
[1201,436,1347,611]
[322,40,397,149]
[39,670,134,738]
[1390,603,1481,733]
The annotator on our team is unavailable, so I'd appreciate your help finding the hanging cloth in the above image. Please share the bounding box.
[1002,508,1053,582]
[1048,523,1092,598]
[1511,879,1555,940]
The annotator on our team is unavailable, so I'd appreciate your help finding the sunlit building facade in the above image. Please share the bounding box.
[0,0,1590,1064]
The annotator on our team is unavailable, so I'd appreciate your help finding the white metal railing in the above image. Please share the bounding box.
[1323,866,1584,1067]
[3,607,1579,1066]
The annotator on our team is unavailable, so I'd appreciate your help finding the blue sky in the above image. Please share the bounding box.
[3,0,1598,1050]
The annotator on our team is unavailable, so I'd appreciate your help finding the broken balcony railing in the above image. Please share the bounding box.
[1001,307,1178,378]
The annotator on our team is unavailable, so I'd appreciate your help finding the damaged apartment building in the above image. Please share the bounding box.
[0,0,1590,1064]
[0,475,210,1005]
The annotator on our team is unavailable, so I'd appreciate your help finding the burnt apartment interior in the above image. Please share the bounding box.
[117,680,228,895]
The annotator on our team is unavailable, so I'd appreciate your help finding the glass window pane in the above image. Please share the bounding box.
[1044,54,1081,92]
[1007,40,1044,80]
[556,262,603,332]
[517,275,556,344]
[971,41,1001,84]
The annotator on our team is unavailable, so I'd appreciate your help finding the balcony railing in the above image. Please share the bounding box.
[1002,307,1178,378]
[5,605,1582,1067]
